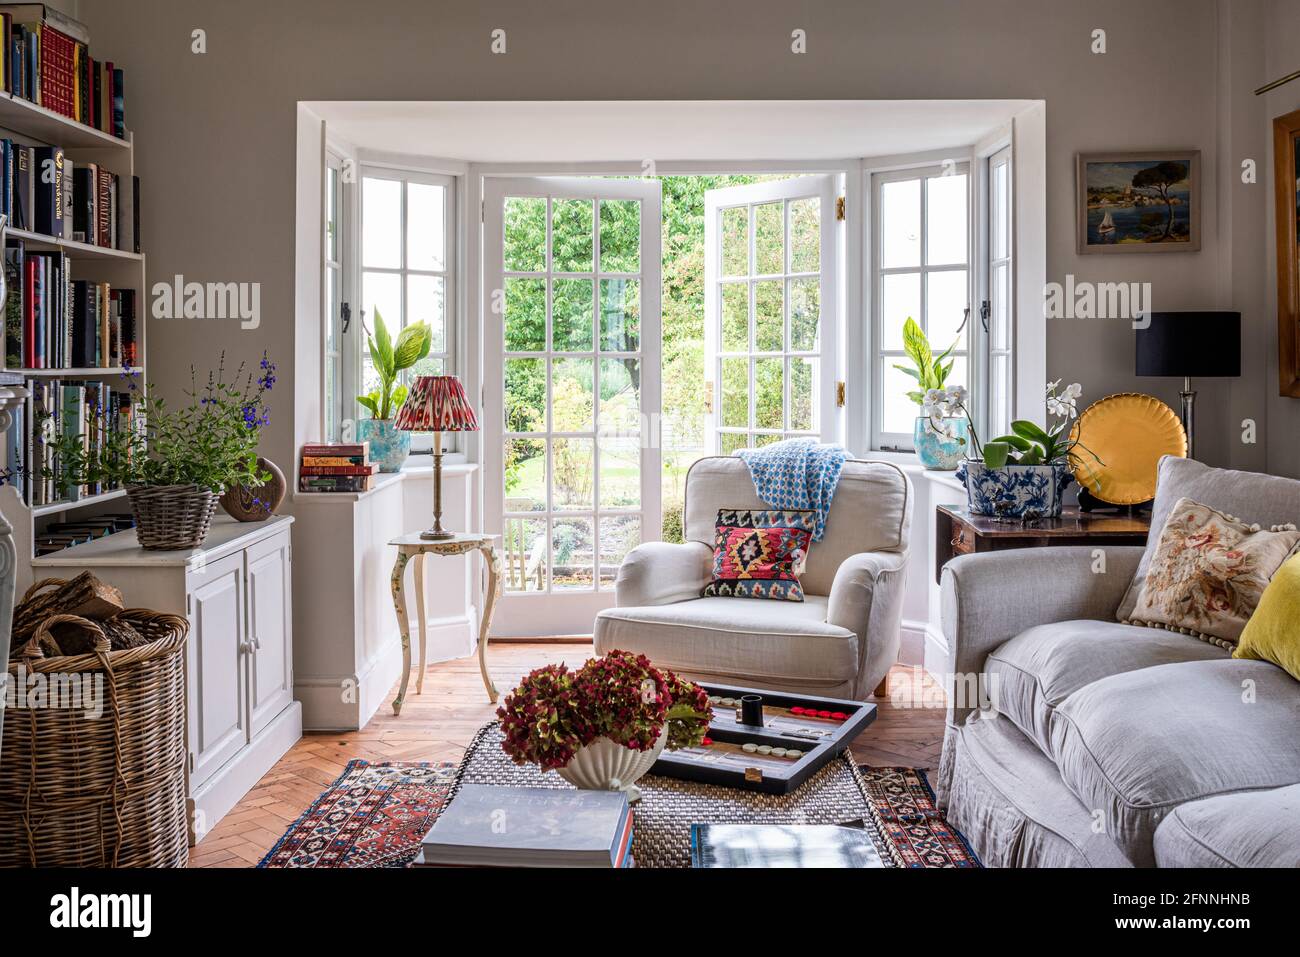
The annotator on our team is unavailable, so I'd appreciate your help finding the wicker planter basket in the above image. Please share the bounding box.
[127,483,218,550]
[0,611,191,867]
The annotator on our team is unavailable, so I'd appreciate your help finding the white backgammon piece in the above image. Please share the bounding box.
[756,745,773,755]
[720,697,736,707]
[771,748,788,757]
[741,742,759,753]
[708,696,721,705]
[786,750,802,759]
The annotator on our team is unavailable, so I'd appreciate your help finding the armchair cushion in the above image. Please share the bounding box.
[613,541,713,607]
[700,508,815,602]
[1154,783,1300,868]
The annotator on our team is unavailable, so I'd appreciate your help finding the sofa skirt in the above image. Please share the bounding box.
[944,714,1134,868]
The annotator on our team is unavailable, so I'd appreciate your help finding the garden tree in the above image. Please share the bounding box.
[1131,161,1188,240]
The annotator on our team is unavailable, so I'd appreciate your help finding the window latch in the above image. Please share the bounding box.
[341,302,352,334]
[979,300,991,333]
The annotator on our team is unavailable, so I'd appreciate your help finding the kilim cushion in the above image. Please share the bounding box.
[701,508,815,601]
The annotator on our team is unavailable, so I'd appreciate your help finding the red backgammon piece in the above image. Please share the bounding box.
[701,737,713,746]
[790,706,806,715]
[830,711,848,720]
[817,710,832,718]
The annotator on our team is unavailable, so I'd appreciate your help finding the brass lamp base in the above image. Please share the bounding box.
[422,434,456,541]
[420,528,455,541]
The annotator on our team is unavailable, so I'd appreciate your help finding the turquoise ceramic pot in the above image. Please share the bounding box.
[356,419,410,473]
[913,416,969,470]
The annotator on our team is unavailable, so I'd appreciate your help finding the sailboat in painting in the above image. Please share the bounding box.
[1098,210,1116,235]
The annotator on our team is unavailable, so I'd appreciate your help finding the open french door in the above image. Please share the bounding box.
[703,176,841,452]
[484,177,662,636]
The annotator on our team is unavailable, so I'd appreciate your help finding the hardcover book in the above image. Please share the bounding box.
[690,822,884,868]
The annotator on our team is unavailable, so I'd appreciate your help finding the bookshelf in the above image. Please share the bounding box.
[0,90,145,594]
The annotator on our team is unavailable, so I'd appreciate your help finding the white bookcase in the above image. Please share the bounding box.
[0,89,146,595]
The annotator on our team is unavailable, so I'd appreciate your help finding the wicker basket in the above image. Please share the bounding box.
[127,483,217,550]
[0,611,191,867]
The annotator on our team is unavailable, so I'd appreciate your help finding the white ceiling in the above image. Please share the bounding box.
[305,100,1037,163]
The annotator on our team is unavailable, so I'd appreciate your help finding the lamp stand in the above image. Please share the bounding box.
[1180,376,1197,460]
[421,430,455,540]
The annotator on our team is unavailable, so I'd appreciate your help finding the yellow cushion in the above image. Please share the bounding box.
[1234,552,1300,681]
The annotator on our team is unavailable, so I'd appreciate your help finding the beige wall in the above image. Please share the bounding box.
[75,0,1292,476]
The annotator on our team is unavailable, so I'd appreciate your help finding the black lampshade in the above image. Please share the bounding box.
[1135,311,1241,378]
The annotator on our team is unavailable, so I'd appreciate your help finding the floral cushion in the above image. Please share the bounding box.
[1124,497,1300,648]
[701,508,815,602]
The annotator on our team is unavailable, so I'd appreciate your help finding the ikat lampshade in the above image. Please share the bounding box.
[394,375,479,433]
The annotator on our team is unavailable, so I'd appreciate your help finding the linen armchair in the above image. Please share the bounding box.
[594,456,912,700]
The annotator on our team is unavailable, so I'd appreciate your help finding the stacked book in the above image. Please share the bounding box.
[3,239,137,369]
[1,141,141,253]
[419,785,635,868]
[34,511,134,556]
[0,4,127,138]
[299,442,377,493]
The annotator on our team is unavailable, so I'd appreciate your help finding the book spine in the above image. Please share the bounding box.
[111,66,124,137]
[21,254,33,367]
[301,455,367,466]
[3,241,22,368]
[299,465,377,476]
[32,145,63,236]
[94,166,109,246]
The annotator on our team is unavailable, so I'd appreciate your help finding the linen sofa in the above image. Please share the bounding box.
[594,456,911,700]
[936,457,1300,867]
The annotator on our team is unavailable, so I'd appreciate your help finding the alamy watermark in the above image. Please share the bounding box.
[3,667,104,719]
[151,275,261,329]
[1043,274,1152,328]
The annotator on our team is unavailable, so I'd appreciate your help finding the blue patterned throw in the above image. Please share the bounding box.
[736,438,848,542]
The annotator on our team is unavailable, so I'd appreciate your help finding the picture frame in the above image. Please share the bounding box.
[1272,109,1300,397]
[1076,151,1201,254]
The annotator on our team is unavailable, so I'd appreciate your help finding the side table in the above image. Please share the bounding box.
[389,532,502,715]
[934,505,1151,584]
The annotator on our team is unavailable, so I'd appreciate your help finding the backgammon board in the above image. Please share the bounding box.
[651,683,877,794]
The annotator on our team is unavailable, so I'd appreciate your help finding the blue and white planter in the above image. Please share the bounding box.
[913,416,969,471]
[356,418,411,473]
[956,460,1073,519]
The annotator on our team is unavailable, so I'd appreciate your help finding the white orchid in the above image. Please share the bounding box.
[945,384,968,405]
[1046,380,1081,420]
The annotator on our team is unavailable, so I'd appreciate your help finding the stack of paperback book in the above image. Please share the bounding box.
[299,442,376,493]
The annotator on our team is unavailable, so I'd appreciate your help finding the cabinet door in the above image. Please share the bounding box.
[246,532,294,738]
[188,553,248,787]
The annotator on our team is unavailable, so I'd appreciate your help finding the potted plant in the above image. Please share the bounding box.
[496,649,710,802]
[894,317,969,469]
[946,380,1103,519]
[47,355,274,550]
[355,309,432,472]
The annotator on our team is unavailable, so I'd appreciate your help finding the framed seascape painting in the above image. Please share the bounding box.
[1076,151,1201,254]
[1272,109,1300,397]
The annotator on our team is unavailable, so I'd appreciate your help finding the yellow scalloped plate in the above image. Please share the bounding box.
[1069,393,1187,505]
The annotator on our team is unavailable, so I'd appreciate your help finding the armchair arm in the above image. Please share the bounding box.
[614,541,714,607]
[826,549,909,698]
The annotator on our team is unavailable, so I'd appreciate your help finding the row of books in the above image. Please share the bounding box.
[299,442,378,493]
[3,240,138,369]
[0,4,126,138]
[34,511,134,557]
[1,141,141,252]
[4,377,136,508]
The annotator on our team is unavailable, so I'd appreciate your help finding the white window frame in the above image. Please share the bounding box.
[977,142,1014,440]
[356,164,457,453]
[868,159,973,452]
[323,149,350,443]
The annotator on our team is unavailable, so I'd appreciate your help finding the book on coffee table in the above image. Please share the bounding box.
[690,821,884,868]
[420,785,634,868]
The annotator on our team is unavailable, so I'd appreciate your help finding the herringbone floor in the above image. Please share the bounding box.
[187,643,946,867]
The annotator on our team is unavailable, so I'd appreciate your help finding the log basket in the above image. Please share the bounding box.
[0,609,191,867]
[127,483,218,550]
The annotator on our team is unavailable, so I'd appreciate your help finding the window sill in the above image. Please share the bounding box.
[292,458,478,505]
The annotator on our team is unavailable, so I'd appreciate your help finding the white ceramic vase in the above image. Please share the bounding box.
[555,727,668,803]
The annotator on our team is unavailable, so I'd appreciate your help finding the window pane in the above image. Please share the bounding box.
[926,172,968,266]
[411,355,444,378]
[992,160,1009,261]
[552,278,594,352]
[880,361,919,435]
[599,438,639,509]
[721,357,749,428]
[504,440,546,511]
[947,356,969,396]
[362,271,401,339]
[599,200,640,273]
[991,354,1010,436]
[505,358,545,432]
[880,272,921,352]
[326,265,338,354]
[754,357,783,429]
[552,198,594,272]
[407,182,446,271]
[880,178,920,269]
[551,518,594,590]
[362,177,401,268]
[599,278,639,352]
[598,358,640,436]
[790,357,816,431]
[721,206,749,277]
[326,167,339,262]
[551,358,594,432]
[721,282,748,351]
[504,278,546,352]
[753,432,782,447]
[927,270,968,351]
[790,197,820,273]
[552,440,594,510]
[407,275,445,353]
[754,202,783,275]
[720,431,749,455]
[993,262,1010,351]
[789,278,819,351]
[503,517,546,592]
[754,280,783,352]
[504,197,546,272]
[599,516,640,589]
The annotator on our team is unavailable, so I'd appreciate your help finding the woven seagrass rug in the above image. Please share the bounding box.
[260,722,979,868]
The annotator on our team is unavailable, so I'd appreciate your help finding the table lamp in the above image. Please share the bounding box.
[394,375,479,540]
[1135,311,1240,459]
